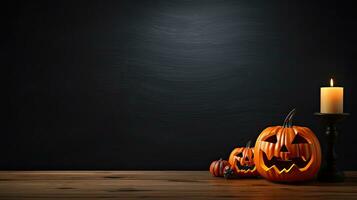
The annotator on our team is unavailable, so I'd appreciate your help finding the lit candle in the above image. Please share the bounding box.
[320,78,344,113]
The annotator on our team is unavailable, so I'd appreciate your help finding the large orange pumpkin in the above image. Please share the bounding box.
[228,141,259,177]
[254,109,321,182]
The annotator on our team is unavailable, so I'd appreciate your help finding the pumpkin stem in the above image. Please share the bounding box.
[246,140,251,148]
[283,108,296,127]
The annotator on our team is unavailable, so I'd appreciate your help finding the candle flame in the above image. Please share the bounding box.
[330,78,334,87]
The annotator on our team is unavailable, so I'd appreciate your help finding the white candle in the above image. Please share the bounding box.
[320,79,344,113]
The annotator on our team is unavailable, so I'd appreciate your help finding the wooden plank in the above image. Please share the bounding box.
[0,171,357,200]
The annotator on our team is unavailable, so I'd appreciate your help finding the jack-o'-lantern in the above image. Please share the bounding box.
[254,109,321,182]
[228,141,259,177]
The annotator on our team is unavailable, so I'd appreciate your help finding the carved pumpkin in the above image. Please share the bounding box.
[209,158,230,177]
[228,141,259,177]
[254,109,321,182]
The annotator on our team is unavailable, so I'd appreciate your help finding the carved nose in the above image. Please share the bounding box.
[280,145,289,152]
[245,157,249,161]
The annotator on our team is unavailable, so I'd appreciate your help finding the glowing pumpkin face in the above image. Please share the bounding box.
[228,141,259,177]
[254,109,322,182]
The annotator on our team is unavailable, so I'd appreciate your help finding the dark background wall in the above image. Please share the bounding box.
[4,0,357,170]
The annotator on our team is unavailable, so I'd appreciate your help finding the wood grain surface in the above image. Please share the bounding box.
[0,171,356,199]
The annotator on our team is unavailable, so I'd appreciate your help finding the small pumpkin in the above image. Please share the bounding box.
[254,109,322,182]
[209,158,230,177]
[223,165,237,179]
[228,141,259,177]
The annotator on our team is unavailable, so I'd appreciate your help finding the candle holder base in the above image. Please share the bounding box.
[317,167,344,182]
[314,113,349,183]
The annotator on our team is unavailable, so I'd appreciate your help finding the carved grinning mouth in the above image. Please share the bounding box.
[262,151,309,171]
[235,160,255,171]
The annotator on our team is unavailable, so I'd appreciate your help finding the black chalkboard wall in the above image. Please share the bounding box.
[5,0,357,170]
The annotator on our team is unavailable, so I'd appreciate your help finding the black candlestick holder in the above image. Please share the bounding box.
[314,113,349,182]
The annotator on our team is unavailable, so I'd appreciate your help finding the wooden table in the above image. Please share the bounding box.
[0,171,356,199]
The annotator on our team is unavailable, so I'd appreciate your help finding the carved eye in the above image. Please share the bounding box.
[236,152,243,157]
[265,135,277,143]
[292,134,309,144]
